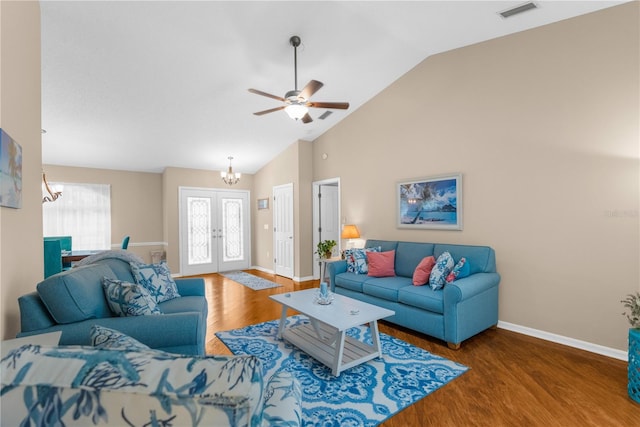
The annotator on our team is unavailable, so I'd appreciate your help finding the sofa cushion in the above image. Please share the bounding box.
[334,272,371,293]
[1,345,266,427]
[91,324,152,351]
[362,276,412,301]
[93,258,137,283]
[394,242,436,278]
[345,247,380,274]
[102,277,162,317]
[365,240,399,253]
[398,285,445,314]
[429,252,454,290]
[367,250,396,277]
[434,243,496,274]
[130,262,181,303]
[413,256,436,286]
[36,264,116,324]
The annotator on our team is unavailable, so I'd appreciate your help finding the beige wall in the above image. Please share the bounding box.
[42,165,165,263]
[252,140,314,280]
[0,1,42,340]
[310,3,639,351]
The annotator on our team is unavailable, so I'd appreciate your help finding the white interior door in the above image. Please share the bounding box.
[273,183,294,278]
[179,187,250,275]
[312,179,341,279]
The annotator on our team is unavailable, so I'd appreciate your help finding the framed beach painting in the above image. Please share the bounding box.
[0,129,23,209]
[397,174,462,230]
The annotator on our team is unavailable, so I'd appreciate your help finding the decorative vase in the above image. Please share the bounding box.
[324,251,332,259]
[629,328,640,404]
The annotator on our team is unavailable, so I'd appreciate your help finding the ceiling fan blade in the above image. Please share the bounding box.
[307,101,350,110]
[299,80,323,100]
[248,88,285,102]
[253,106,285,116]
[301,113,313,124]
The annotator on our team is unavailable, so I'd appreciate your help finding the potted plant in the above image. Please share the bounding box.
[621,292,640,404]
[316,240,337,260]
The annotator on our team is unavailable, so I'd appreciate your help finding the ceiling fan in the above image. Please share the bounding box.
[249,36,349,124]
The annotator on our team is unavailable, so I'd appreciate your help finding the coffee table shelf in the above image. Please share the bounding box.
[270,289,395,376]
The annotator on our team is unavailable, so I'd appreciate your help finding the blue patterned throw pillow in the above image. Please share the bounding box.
[130,261,180,304]
[345,246,381,274]
[90,325,151,351]
[102,277,162,317]
[446,257,471,283]
[429,251,455,290]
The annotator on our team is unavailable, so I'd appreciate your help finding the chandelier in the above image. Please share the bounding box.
[220,156,241,186]
[42,171,62,203]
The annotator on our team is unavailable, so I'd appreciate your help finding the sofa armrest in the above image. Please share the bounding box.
[443,272,500,346]
[18,292,56,333]
[443,273,501,303]
[175,277,205,296]
[327,260,348,291]
[261,370,302,427]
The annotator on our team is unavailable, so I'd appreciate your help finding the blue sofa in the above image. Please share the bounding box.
[17,258,208,355]
[328,239,500,349]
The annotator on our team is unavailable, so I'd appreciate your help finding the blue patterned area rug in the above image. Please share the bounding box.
[216,315,468,426]
[220,271,282,290]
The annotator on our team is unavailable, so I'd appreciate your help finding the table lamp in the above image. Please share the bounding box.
[341,224,361,250]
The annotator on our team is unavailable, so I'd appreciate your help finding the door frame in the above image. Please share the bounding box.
[312,177,341,279]
[178,186,251,275]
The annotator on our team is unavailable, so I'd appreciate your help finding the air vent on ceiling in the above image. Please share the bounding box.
[498,2,538,19]
[318,111,333,120]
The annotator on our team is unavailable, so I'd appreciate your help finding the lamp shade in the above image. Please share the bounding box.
[341,224,360,239]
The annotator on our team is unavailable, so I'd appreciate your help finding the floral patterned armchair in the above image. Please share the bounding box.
[1,343,302,426]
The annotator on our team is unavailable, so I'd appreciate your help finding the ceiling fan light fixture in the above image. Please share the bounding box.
[285,103,309,120]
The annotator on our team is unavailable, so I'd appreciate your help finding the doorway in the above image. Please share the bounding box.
[179,187,250,276]
[312,178,341,279]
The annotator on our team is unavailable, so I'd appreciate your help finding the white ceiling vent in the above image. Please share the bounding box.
[318,111,333,120]
[499,2,538,19]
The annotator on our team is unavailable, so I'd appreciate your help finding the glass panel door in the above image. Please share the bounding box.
[180,187,250,275]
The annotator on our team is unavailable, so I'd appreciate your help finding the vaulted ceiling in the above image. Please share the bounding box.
[40,1,625,174]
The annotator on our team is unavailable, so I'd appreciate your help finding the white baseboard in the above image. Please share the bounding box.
[498,321,627,361]
[251,265,274,274]
[249,266,314,283]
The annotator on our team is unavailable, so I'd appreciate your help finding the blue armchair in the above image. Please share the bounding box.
[17,257,208,355]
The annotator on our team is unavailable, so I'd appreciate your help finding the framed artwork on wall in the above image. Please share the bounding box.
[397,174,462,230]
[0,128,23,209]
[257,198,269,210]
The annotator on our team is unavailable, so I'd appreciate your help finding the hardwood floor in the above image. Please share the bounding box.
[198,270,639,426]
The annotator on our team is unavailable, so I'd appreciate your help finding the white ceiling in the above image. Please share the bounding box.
[40,1,625,174]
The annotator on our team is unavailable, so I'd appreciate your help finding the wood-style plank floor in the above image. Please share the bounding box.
[196,270,639,426]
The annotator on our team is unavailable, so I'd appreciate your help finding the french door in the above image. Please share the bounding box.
[179,187,250,275]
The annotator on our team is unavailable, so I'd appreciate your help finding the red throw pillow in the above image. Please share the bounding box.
[367,250,396,277]
[413,256,436,286]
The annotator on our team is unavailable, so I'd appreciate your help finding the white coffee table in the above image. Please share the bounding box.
[270,288,395,376]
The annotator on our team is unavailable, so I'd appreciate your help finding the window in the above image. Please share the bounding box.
[43,183,111,250]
